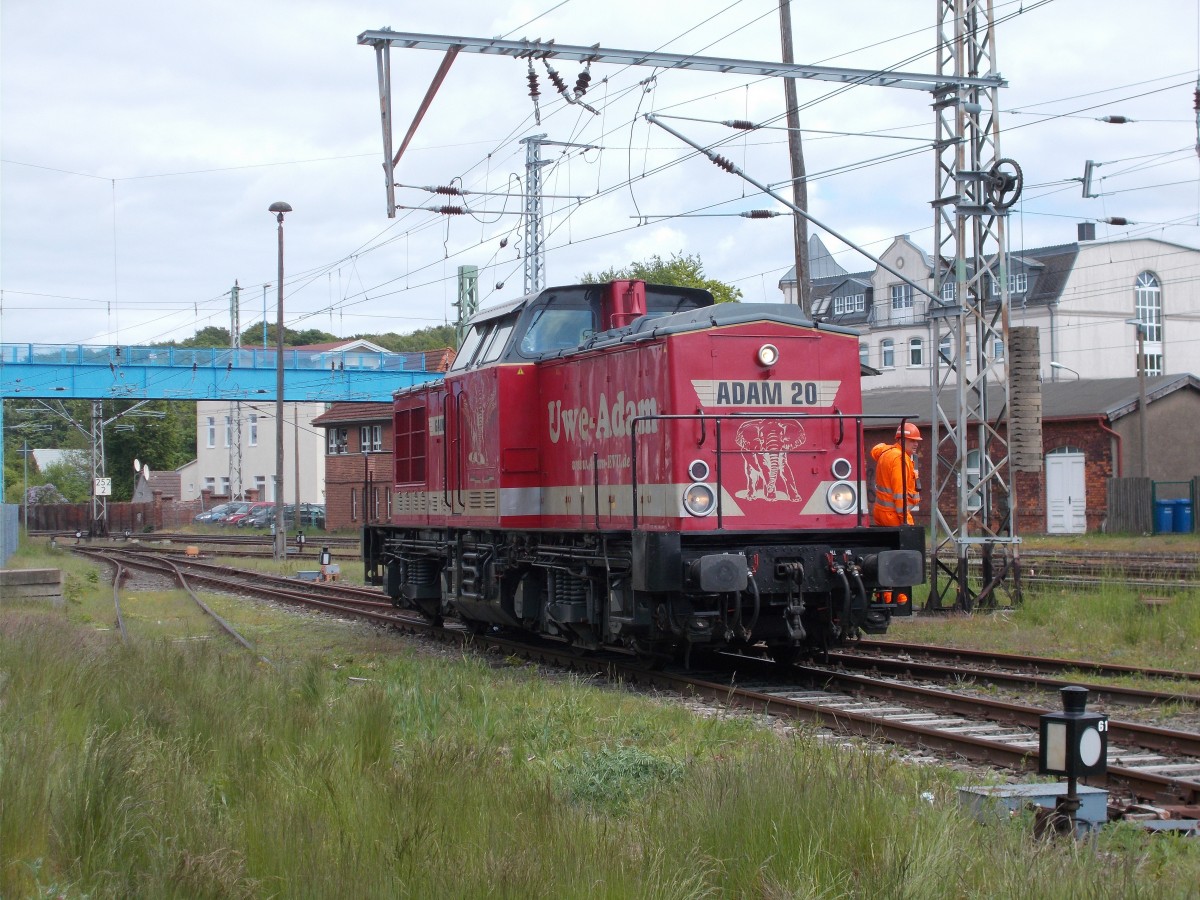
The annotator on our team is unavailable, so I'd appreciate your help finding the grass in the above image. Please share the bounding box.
[888,583,1200,673]
[3,535,1200,897]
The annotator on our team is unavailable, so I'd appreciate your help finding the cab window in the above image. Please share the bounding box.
[479,320,515,364]
[450,324,487,371]
[519,307,595,355]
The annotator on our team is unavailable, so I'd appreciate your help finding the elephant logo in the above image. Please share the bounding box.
[463,390,497,465]
[734,419,805,501]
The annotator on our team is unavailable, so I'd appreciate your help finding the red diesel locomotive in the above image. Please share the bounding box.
[363,280,925,662]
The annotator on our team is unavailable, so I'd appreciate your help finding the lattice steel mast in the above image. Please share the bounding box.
[928,0,1024,610]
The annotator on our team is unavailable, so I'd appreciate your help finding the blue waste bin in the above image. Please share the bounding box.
[1153,499,1174,534]
[1173,498,1193,533]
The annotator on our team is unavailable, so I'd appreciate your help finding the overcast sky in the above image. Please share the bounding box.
[2,0,1196,348]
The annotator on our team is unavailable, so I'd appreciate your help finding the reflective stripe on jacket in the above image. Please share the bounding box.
[872,442,919,526]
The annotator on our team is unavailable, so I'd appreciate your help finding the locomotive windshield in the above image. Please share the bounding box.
[520,307,595,355]
[449,317,517,371]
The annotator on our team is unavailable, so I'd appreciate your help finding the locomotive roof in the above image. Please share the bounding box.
[584,301,858,352]
[465,281,715,328]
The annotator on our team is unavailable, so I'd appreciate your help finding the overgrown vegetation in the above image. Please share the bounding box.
[3,539,1199,897]
[889,582,1200,673]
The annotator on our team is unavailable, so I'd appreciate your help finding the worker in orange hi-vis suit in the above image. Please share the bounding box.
[871,423,922,526]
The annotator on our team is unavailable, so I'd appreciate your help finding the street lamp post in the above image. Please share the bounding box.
[1049,361,1080,381]
[270,201,292,561]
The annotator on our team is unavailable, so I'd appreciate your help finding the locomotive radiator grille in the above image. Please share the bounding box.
[465,490,498,513]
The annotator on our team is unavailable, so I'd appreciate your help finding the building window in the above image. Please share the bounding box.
[204,476,216,494]
[908,338,924,367]
[964,450,989,511]
[255,475,266,499]
[1135,271,1163,376]
[219,476,230,496]
[327,427,348,454]
[890,284,914,310]
[223,415,232,448]
[880,339,895,369]
[993,335,1005,360]
[939,335,952,362]
[360,424,383,452]
[859,343,869,367]
[248,414,258,447]
[206,416,216,448]
[834,293,866,315]
[941,281,955,302]
[991,273,1028,296]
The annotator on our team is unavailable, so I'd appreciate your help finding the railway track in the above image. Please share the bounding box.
[832,644,1200,708]
[80,548,276,666]
[983,548,1200,591]
[857,639,1200,684]
[80,546,1200,808]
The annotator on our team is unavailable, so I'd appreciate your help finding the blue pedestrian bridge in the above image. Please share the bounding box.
[0,343,442,402]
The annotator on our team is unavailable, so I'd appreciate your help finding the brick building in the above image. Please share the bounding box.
[311,348,456,531]
[861,374,1200,534]
[311,402,393,531]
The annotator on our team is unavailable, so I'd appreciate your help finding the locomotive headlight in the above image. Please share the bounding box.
[826,481,857,514]
[683,483,717,517]
[756,343,779,367]
[831,457,853,480]
[687,459,710,482]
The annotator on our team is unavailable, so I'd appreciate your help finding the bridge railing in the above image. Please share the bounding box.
[0,344,429,372]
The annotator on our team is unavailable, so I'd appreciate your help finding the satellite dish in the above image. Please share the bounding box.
[133,459,141,473]
[143,464,152,478]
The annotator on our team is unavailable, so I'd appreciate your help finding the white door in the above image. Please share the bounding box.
[1046,451,1086,533]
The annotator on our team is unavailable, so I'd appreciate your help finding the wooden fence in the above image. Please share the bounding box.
[20,500,203,534]
[1106,477,1199,534]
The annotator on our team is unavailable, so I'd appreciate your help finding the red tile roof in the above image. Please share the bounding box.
[311,402,393,426]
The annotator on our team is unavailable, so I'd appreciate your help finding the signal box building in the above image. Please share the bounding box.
[311,402,393,530]
[313,348,456,531]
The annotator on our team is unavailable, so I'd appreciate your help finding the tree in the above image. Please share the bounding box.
[175,326,231,348]
[367,325,457,352]
[35,454,90,503]
[103,400,196,500]
[581,252,742,305]
[1,398,195,503]
[239,322,339,348]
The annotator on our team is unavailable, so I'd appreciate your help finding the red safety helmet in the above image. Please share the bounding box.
[895,422,922,442]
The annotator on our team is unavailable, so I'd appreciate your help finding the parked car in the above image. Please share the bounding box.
[212,501,253,525]
[236,504,272,532]
[194,502,237,524]
[245,503,326,531]
[226,501,272,527]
